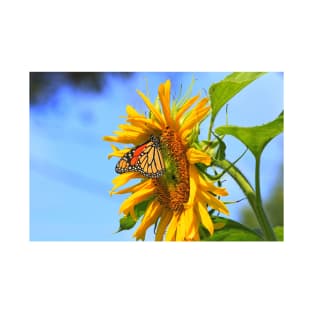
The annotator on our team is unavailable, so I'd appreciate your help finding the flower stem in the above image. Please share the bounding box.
[208,115,215,141]
[254,155,277,241]
[214,159,276,241]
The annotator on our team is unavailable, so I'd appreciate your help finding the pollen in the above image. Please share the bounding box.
[153,127,190,212]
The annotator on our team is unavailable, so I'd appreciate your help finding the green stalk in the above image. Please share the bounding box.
[208,115,215,141]
[254,155,277,241]
[214,159,276,241]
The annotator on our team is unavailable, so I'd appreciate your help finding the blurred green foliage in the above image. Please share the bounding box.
[30,72,133,105]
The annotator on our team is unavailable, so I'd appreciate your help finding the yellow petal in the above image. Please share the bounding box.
[125,104,161,131]
[184,204,198,240]
[110,172,142,192]
[193,232,200,241]
[200,191,229,215]
[175,95,200,123]
[127,116,162,132]
[186,148,212,166]
[112,178,153,195]
[179,104,211,141]
[155,210,173,241]
[103,133,142,145]
[137,90,166,128]
[186,165,198,206]
[199,174,229,196]
[118,123,146,133]
[176,212,186,241]
[119,184,155,218]
[165,211,179,241]
[108,145,130,160]
[133,200,162,240]
[103,135,124,143]
[126,104,144,118]
[178,98,209,130]
[198,202,214,235]
[158,80,175,129]
[113,129,145,140]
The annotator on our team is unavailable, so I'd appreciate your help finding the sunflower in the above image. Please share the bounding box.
[104,79,229,241]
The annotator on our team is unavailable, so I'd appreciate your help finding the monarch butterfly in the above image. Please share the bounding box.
[115,135,165,178]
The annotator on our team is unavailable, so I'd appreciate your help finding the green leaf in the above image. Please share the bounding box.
[215,111,283,159]
[274,226,284,241]
[209,72,266,120]
[200,216,263,241]
[116,200,150,233]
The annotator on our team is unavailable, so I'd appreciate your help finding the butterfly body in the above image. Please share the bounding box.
[115,135,165,178]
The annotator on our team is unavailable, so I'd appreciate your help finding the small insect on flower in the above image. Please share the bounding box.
[115,135,165,178]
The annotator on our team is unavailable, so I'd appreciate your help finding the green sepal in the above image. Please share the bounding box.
[212,132,226,160]
[116,214,136,232]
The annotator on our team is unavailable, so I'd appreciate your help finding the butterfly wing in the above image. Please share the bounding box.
[115,136,165,178]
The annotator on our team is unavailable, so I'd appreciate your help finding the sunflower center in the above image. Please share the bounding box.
[153,127,190,212]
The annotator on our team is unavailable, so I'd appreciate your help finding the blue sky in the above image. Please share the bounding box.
[30,72,283,241]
